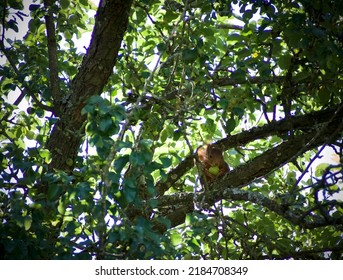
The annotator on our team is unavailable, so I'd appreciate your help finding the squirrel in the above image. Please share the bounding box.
[196,144,230,188]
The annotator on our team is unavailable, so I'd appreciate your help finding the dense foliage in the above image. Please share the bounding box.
[1,0,343,259]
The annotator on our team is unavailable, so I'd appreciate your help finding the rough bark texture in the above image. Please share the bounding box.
[46,0,133,172]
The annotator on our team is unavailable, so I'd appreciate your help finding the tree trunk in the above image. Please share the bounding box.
[46,0,133,173]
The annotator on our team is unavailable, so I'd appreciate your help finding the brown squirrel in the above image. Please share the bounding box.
[196,144,230,187]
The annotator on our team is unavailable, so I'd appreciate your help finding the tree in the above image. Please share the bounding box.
[1,0,343,260]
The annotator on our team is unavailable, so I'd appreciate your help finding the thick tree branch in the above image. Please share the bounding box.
[47,0,133,172]
[210,189,343,229]
[213,75,343,88]
[70,0,133,112]
[213,75,286,87]
[44,0,60,111]
[154,186,343,233]
[216,23,243,30]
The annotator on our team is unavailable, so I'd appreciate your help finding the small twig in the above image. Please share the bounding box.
[216,23,243,30]
[290,144,327,194]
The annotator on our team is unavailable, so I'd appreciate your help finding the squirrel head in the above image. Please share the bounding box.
[197,144,226,166]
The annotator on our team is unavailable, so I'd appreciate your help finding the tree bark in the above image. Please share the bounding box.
[44,0,60,109]
[46,0,133,172]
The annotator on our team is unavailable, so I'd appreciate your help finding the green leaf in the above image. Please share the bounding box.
[64,30,73,40]
[60,0,70,10]
[110,104,126,121]
[164,10,179,21]
[201,118,216,134]
[130,151,150,166]
[141,71,150,79]
[57,199,66,215]
[123,178,137,203]
[160,128,168,143]
[24,216,32,231]
[157,42,166,53]
[278,54,292,69]
[315,163,330,177]
[317,87,330,105]
[115,140,132,151]
[276,238,293,254]
[294,71,310,82]
[29,4,40,11]
[219,98,229,110]
[232,107,244,118]
[114,154,130,172]
[170,233,182,246]
[311,27,326,38]
[47,185,63,201]
[69,14,79,25]
[230,69,246,79]
[225,117,236,134]
[6,19,19,33]
[160,156,172,168]
[99,117,113,133]
[39,149,51,163]
[182,48,198,63]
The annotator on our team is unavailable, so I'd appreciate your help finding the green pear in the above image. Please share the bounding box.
[208,166,220,175]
